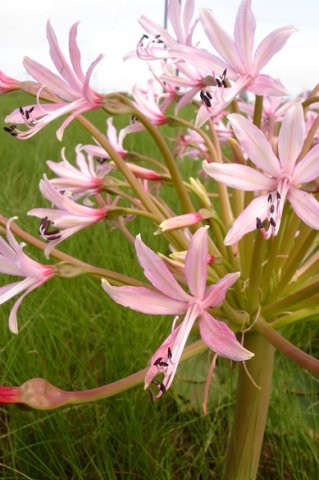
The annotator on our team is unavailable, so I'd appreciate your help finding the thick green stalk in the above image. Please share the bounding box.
[224,332,274,480]
[248,233,266,312]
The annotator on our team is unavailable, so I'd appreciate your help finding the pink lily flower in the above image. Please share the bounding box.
[131,80,167,126]
[0,71,20,93]
[167,0,297,125]
[47,145,111,196]
[126,0,198,61]
[0,218,55,334]
[102,227,253,398]
[203,103,319,245]
[28,177,108,256]
[4,21,104,140]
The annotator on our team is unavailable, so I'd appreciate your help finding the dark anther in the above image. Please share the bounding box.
[270,218,276,227]
[154,357,163,366]
[19,106,24,116]
[25,110,30,120]
[200,90,212,108]
[267,194,272,202]
[131,114,138,123]
[3,125,17,137]
[159,383,166,393]
[159,361,169,367]
[168,347,172,360]
[206,91,212,99]
[216,68,227,88]
[97,158,107,164]
[276,192,281,200]
[39,217,61,241]
[256,217,264,229]
[270,204,275,214]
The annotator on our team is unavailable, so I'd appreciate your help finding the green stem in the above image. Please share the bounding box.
[248,233,266,312]
[224,332,274,480]
[252,95,263,128]
[262,281,319,317]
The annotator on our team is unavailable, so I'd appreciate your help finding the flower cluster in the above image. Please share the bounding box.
[1,0,319,423]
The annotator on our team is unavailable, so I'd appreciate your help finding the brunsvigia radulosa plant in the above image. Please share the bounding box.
[1,1,319,478]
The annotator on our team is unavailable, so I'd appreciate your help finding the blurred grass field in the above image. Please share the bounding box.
[0,92,318,479]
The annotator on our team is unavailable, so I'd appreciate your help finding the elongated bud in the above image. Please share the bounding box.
[189,178,213,208]
[0,379,69,410]
[156,209,212,234]
[126,162,163,181]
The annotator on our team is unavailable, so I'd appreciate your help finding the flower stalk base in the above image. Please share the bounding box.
[224,332,275,480]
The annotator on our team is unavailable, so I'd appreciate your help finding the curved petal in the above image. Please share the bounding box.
[8,281,44,334]
[224,194,270,245]
[46,21,81,91]
[135,235,191,302]
[202,272,240,310]
[101,280,187,316]
[200,9,245,73]
[288,188,319,229]
[203,161,276,191]
[293,144,319,184]
[228,113,281,177]
[278,103,305,175]
[69,22,85,82]
[253,26,298,72]
[184,227,208,299]
[234,0,255,72]
[247,74,288,96]
[199,312,254,360]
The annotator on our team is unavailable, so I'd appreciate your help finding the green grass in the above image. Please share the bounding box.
[0,92,318,479]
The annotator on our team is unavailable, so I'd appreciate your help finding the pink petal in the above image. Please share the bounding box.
[203,161,276,191]
[288,188,319,230]
[248,74,288,96]
[200,9,245,73]
[224,194,270,245]
[46,21,81,91]
[101,280,187,315]
[8,281,44,334]
[184,227,208,299]
[253,26,298,72]
[69,22,85,82]
[202,272,240,310]
[199,312,254,361]
[278,103,305,175]
[135,235,191,302]
[293,144,319,184]
[234,0,255,72]
[228,113,281,177]
[23,57,78,102]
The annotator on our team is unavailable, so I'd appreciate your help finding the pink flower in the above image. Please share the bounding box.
[167,0,297,125]
[126,0,198,61]
[4,22,104,140]
[203,103,319,244]
[102,227,253,398]
[0,71,20,93]
[47,145,109,196]
[28,177,108,256]
[0,218,55,333]
[131,80,167,126]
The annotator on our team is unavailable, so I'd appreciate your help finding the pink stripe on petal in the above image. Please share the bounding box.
[278,103,305,175]
[101,280,187,316]
[253,26,297,72]
[228,113,281,177]
[135,235,191,302]
[288,188,319,230]
[293,144,319,184]
[203,161,276,191]
[202,272,240,311]
[234,0,255,72]
[184,227,208,299]
[199,312,254,361]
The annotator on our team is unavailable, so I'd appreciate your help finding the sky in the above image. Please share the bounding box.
[1,0,318,96]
